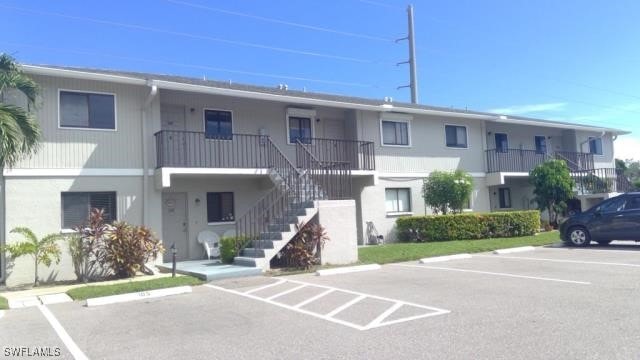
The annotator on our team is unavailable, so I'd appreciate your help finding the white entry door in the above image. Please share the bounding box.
[162,192,189,262]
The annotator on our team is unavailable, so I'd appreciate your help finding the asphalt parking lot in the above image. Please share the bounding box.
[2,242,640,360]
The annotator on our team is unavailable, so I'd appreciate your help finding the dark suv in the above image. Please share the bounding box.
[560,192,640,246]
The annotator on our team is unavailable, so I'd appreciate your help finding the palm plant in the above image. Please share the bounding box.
[3,227,63,286]
[0,53,41,168]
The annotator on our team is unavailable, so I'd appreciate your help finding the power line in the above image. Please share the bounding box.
[1,41,383,88]
[356,0,403,10]
[165,0,395,42]
[0,4,395,65]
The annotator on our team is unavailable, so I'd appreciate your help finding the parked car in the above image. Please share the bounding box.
[560,192,640,246]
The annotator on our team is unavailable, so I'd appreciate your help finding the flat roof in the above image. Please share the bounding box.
[22,64,631,135]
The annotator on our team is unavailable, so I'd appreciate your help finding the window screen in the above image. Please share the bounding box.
[381,120,409,146]
[61,192,116,229]
[60,91,115,129]
[204,110,233,139]
[385,188,411,213]
[207,192,235,222]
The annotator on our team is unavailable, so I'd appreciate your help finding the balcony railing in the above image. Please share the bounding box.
[155,130,376,171]
[572,168,634,195]
[155,130,274,168]
[486,149,551,173]
[486,149,595,173]
[294,137,375,171]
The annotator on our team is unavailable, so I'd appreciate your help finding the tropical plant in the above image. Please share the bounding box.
[70,208,112,282]
[274,222,329,269]
[0,54,41,168]
[103,222,164,278]
[529,160,575,226]
[2,227,64,286]
[422,170,473,214]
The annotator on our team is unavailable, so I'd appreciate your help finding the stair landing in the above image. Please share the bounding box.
[158,260,262,281]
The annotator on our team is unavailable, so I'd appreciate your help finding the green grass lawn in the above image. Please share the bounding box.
[359,231,560,264]
[67,275,204,301]
[0,296,8,310]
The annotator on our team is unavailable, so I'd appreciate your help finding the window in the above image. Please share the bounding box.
[625,197,640,211]
[204,109,233,139]
[381,120,410,146]
[288,116,312,144]
[598,197,625,213]
[445,125,468,148]
[589,137,603,155]
[385,188,411,213]
[535,136,548,154]
[498,188,511,209]
[495,133,508,153]
[60,91,115,129]
[207,192,234,223]
[61,192,116,229]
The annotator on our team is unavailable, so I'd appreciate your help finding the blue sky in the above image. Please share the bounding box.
[1,0,639,158]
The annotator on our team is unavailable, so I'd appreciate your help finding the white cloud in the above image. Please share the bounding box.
[487,102,567,115]
[614,136,640,161]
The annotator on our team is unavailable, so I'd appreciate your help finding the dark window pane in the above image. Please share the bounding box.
[61,192,116,229]
[446,125,467,148]
[62,193,89,229]
[60,92,89,127]
[207,192,234,222]
[382,121,408,145]
[499,188,511,208]
[445,126,457,146]
[625,197,640,210]
[205,110,233,139]
[495,133,508,152]
[88,94,115,129]
[289,116,311,143]
[535,136,547,154]
[382,121,396,144]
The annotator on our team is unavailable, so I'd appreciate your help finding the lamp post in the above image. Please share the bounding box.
[170,243,177,277]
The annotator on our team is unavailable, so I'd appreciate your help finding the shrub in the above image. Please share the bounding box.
[396,210,540,242]
[530,160,574,225]
[422,170,473,214]
[102,222,164,278]
[220,237,238,264]
[71,208,112,282]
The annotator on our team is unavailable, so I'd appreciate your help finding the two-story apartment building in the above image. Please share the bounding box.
[0,64,631,286]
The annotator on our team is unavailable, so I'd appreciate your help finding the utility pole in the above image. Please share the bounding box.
[396,4,419,103]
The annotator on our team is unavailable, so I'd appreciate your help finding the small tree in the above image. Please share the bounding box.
[3,227,63,286]
[422,170,473,214]
[529,160,575,226]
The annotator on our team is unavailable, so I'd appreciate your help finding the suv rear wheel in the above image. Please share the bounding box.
[567,226,591,247]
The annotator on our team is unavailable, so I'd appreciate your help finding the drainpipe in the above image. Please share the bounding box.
[142,81,158,226]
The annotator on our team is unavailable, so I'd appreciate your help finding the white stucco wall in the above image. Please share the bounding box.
[317,200,358,266]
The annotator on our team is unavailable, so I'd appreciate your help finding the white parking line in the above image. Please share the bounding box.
[244,279,286,294]
[267,284,307,300]
[476,254,640,268]
[325,295,366,317]
[391,264,591,285]
[205,279,450,331]
[37,305,88,360]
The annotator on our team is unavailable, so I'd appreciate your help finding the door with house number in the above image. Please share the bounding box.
[162,192,189,262]
[160,104,187,166]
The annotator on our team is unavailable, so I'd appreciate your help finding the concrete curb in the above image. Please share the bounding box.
[419,254,472,263]
[85,286,192,307]
[315,264,381,276]
[493,246,536,255]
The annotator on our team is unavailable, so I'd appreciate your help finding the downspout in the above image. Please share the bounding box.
[142,81,158,226]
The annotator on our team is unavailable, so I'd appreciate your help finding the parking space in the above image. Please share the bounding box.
[2,244,640,359]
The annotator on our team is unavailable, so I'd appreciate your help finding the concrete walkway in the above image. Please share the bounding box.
[158,260,262,281]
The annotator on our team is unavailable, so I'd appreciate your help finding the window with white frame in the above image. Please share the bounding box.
[381,120,410,146]
[588,137,603,155]
[385,188,411,213]
[445,125,468,148]
[207,192,234,223]
[498,188,511,209]
[61,192,117,229]
[287,109,314,144]
[204,109,233,139]
[60,91,115,129]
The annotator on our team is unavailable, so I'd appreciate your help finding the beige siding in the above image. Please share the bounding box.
[486,123,565,152]
[4,176,143,287]
[575,131,615,169]
[14,75,148,169]
[356,110,486,174]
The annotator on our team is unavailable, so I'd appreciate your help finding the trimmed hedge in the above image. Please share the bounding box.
[396,210,540,242]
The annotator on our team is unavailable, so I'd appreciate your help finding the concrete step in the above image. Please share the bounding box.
[241,248,265,257]
[268,223,292,232]
[259,232,281,241]
[234,256,262,267]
